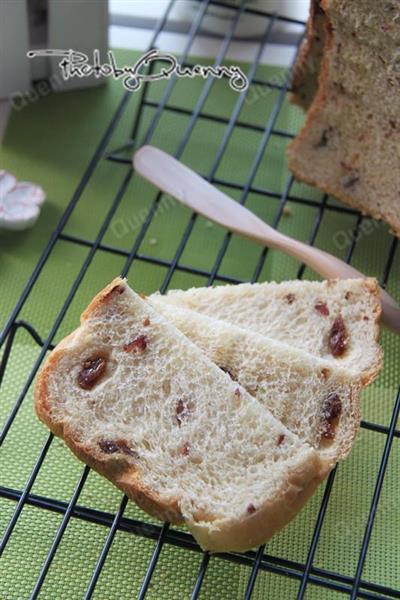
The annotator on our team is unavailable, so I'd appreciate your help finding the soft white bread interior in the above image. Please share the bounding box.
[151,278,382,385]
[149,300,361,464]
[35,278,330,553]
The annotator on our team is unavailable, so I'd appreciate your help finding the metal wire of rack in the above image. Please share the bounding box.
[0,0,399,598]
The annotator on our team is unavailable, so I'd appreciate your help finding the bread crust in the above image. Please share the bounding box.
[344,277,381,387]
[287,1,400,237]
[35,277,333,552]
[357,278,383,387]
[288,0,334,148]
[290,0,325,110]
[190,451,329,552]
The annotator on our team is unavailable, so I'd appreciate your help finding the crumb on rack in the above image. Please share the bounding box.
[283,206,292,217]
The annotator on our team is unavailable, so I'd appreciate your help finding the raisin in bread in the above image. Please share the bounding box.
[150,278,382,385]
[290,0,326,110]
[149,300,361,464]
[35,278,329,553]
[287,0,400,236]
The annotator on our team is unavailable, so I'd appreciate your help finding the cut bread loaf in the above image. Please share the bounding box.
[151,278,382,385]
[290,0,326,110]
[287,0,400,236]
[35,278,330,553]
[149,299,361,464]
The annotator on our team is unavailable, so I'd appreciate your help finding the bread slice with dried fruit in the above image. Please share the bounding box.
[287,0,400,236]
[35,278,330,553]
[290,0,326,110]
[150,278,382,385]
[149,300,361,464]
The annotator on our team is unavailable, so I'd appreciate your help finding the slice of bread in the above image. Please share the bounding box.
[149,300,361,464]
[151,278,382,385]
[287,0,400,236]
[35,278,330,553]
[290,0,326,110]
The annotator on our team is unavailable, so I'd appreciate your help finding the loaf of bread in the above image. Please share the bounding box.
[151,278,382,385]
[150,300,361,465]
[35,278,330,553]
[290,0,325,110]
[287,0,400,236]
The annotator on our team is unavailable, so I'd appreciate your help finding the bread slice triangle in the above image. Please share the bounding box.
[151,278,382,385]
[35,278,330,553]
[149,299,361,465]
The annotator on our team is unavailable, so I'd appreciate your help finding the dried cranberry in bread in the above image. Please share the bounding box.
[287,0,400,236]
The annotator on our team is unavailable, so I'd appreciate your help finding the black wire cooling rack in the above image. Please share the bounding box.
[1,0,399,598]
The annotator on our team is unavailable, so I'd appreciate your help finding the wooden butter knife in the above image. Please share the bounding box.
[133,145,400,333]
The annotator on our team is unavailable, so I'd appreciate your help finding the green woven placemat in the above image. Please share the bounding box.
[0,49,399,600]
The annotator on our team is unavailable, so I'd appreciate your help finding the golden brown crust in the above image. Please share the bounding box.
[290,38,313,109]
[67,435,183,524]
[290,0,325,110]
[288,0,334,136]
[190,451,331,553]
[357,279,383,387]
[290,0,316,105]
[80,277,127,323]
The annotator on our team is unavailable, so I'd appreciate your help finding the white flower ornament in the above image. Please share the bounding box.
[0,170,46,230]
